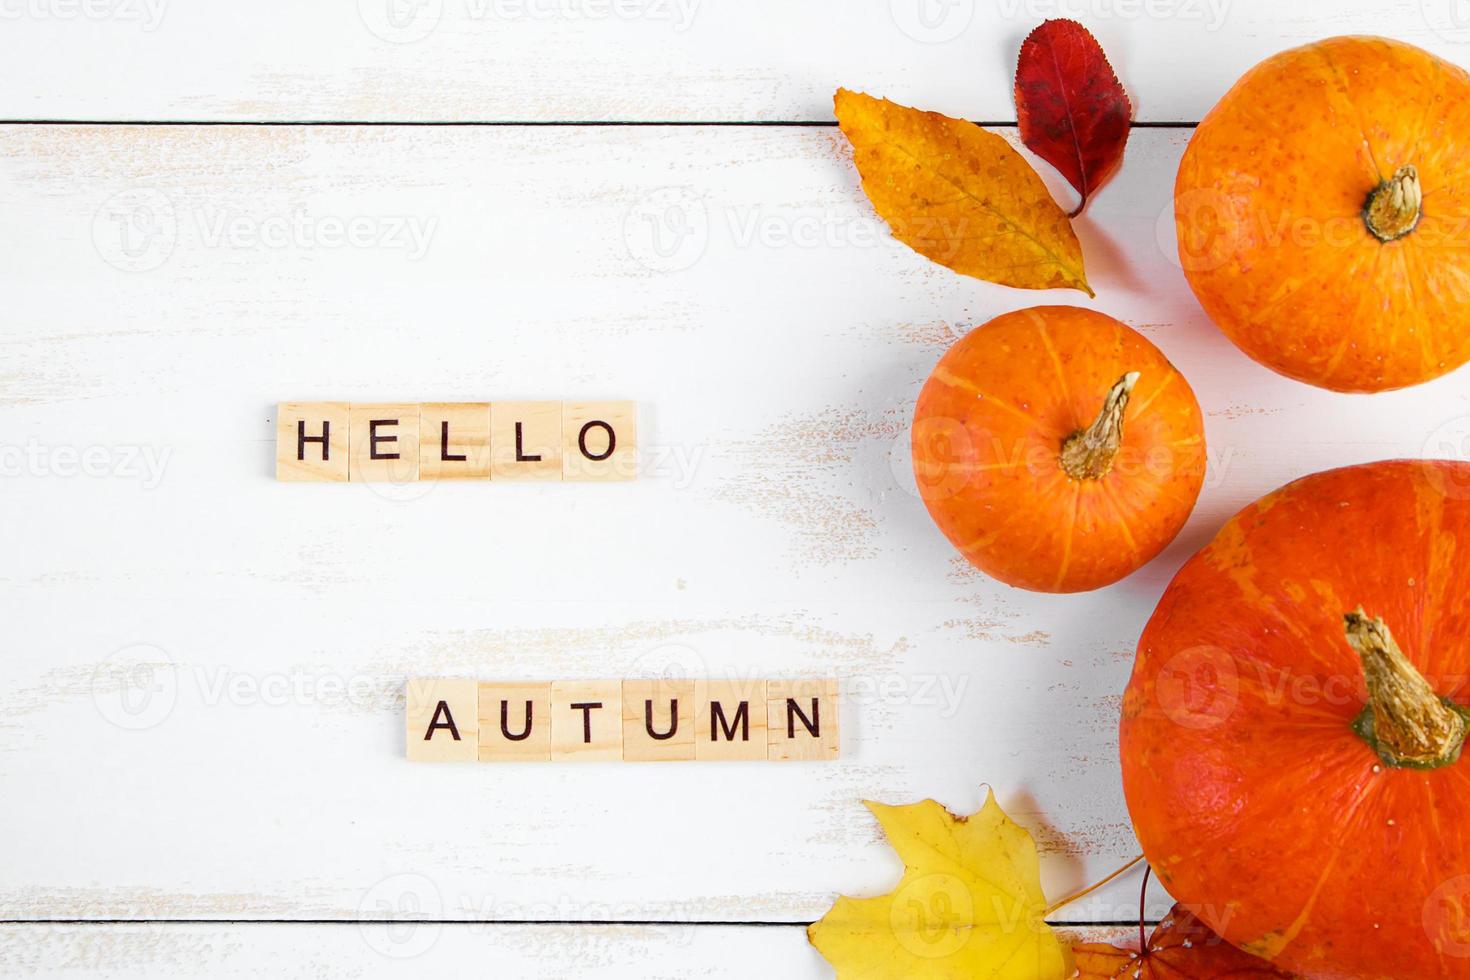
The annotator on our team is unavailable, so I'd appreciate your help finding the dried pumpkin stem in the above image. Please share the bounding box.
[1364,165,1422,242]
[1059,372,1139,481]
[1344,608,1468,768]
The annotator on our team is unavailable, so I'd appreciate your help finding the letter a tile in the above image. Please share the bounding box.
[406,678,479,762]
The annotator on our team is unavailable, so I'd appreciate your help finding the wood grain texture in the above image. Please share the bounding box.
[419,402,493,480]
[0,922,1138,978]
[478,681,553,760]
[3,122,1470,932]
[0,2,1465,123]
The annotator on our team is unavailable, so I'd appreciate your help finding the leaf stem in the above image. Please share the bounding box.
[1138,864,1152,952]
[1042,853,1145,918]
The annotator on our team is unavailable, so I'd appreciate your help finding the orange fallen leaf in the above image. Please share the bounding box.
[833,88,1092,296]
[1074,903,1296,978]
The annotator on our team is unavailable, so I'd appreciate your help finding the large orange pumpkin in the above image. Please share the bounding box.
[1175,36,1470,393]
[911,306,1205,593]
[1122,460,1470,979]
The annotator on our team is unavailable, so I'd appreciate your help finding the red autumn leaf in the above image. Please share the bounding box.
[1073,903,1296,978]
[1014,19,1132,216]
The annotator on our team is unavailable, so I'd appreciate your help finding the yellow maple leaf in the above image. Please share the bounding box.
[834,88,1092,296]
[808,792,1072,980]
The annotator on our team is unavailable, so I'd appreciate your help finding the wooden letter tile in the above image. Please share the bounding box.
[350,403,420,482]
[405,678,479,762]
[562,401,638,481]
[550,680,622,761]
[490,401,562,481]
[477,682,552,761]
[621,679,695,762]
[767,679,840,761]
[419,403,492,481]
[695,679,768,761]
[276,402,350,482]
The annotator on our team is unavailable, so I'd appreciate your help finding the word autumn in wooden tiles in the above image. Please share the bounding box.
[275,401,636,482]
[406,679,840,763]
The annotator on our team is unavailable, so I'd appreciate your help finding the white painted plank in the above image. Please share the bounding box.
[2,123,1468,925]
[0,923,822,978]
[0,2,1467,122]
[0,922,1136,977]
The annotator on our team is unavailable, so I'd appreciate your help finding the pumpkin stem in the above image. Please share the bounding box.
[1364,165,1422,242]
[1344,608,1469,769]
[1059,372,1139,481]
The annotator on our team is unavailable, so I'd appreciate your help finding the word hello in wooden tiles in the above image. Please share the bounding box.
[406,679,840,762]
[275,401,636,482]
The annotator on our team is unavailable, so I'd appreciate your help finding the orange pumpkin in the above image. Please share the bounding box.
[1122,460,1470,979]
[1175,36,1470,393]
[911,306,1205,593]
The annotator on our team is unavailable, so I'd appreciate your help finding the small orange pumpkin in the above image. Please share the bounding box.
[1175,36,1470,392]
[911,306,1205,593]
[1122,460,1470,979]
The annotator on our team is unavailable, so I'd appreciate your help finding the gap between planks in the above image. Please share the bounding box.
[0,918,1161,927]
[0,119,1202,128]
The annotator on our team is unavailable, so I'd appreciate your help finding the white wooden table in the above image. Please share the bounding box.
[4,3,1469,975]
